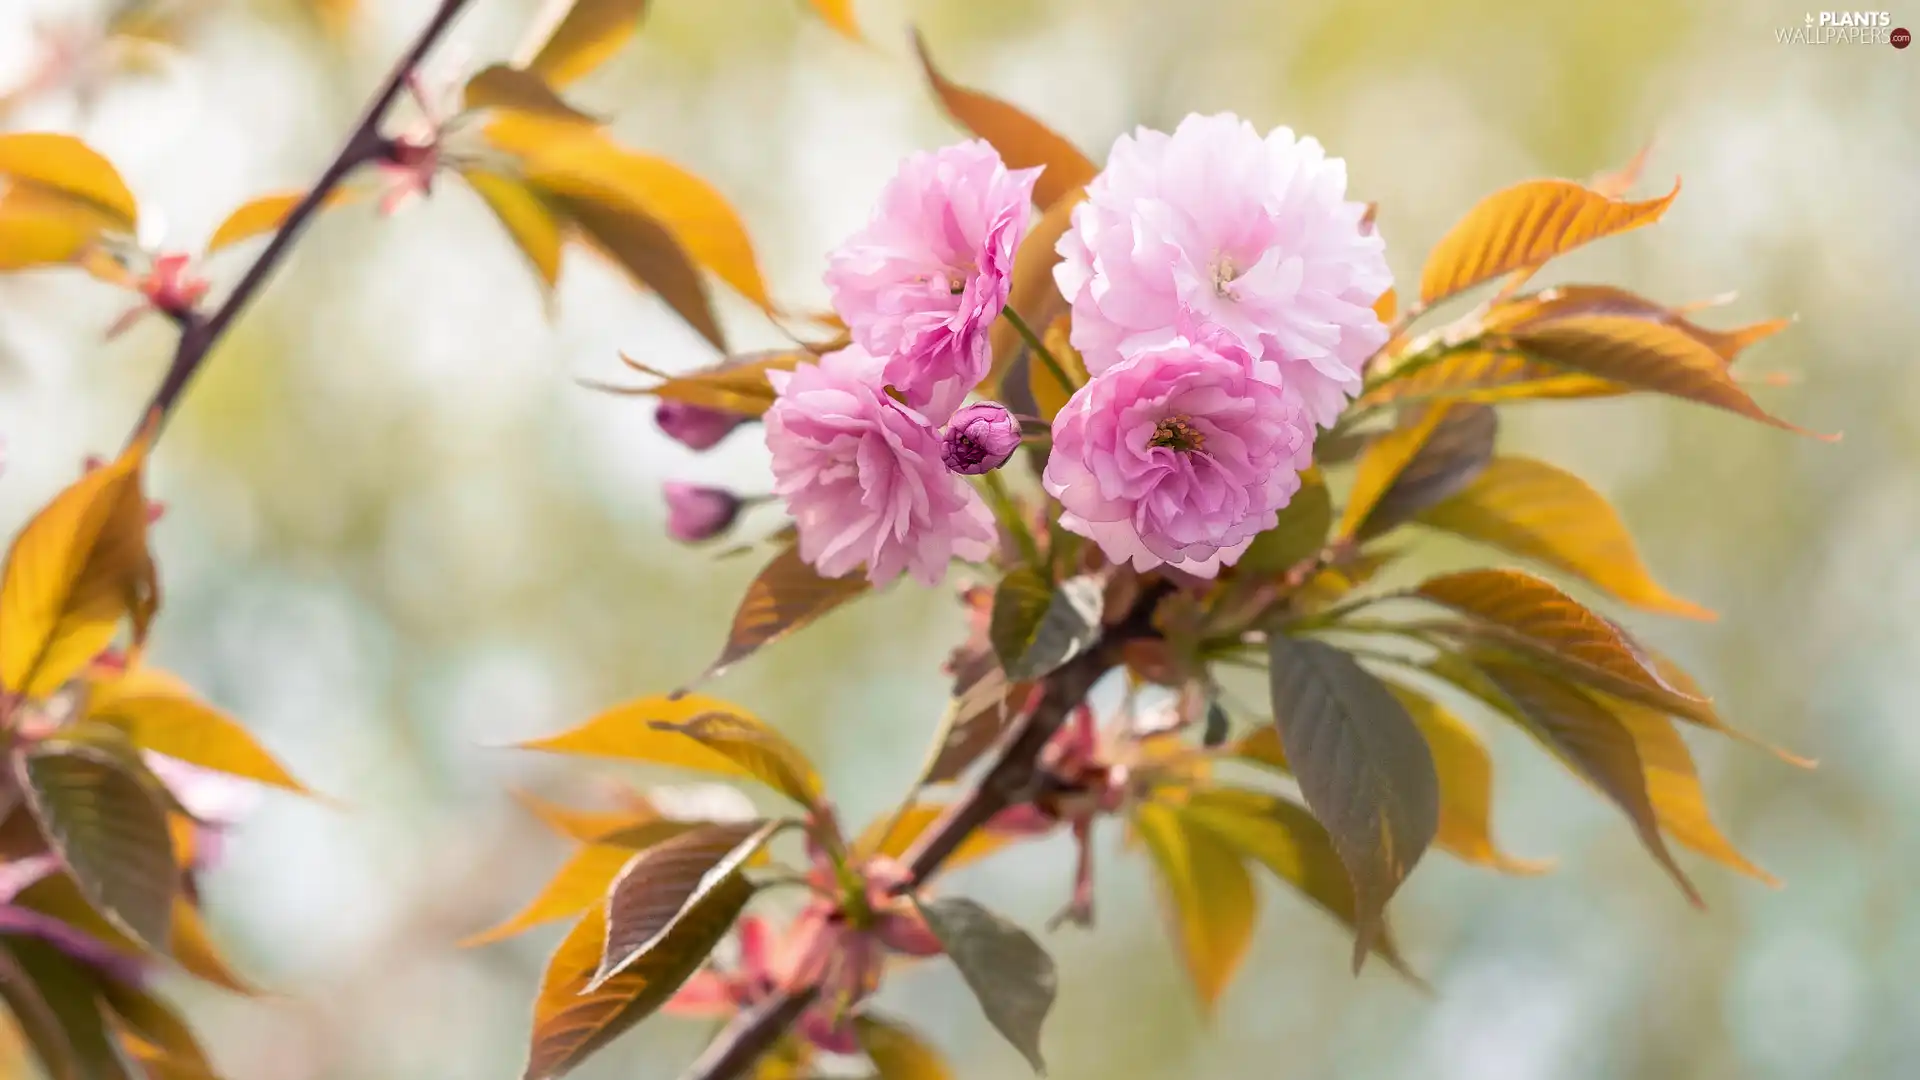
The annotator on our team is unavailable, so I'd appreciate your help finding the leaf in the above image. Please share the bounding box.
[988,569,1053,674]
[1506,315,1831,439]
[1385,684,1549,874]
[462,169,568,292]
[1337,407,1446,540]
[1130,801,1257,1010]
[1235,469,1331,576]
[462,841,659,947]
[3,938,136,1080]
[645,712,823,808]
[851,804,1009,870]
[523,0,653,88]
[914,897,1056,1075]
[986,189,1083,394]
[0,183,125,270]
[556,193,727,351]
[495,119,774,311]
[0,943,82,1080]
[524,883,751,1080]
[0,439,157,699]
[99,981,213,1078]
[1419,178,1678,305]
[1264,635,1437,972]
[1636,649,1813,767]
[1473,659,1702,906]
[169,898,259,995]
[910,33,1095,210]
[1027,317,1088,422]
[857,1016,954,1080]
[1604,694,1775,885]
[1488,284,1791,363]
[0,133,140,231]
[612,350,803,415]
[701,546,869,682]
[1414,568,1707,717]
[1417,456,1713,620]
[512,790,656,842]
[1359,404,1497,538]
[1000,574,1103,681]
[593,820,782,989]
[806,0,863,41]
[204,189,359,253]
[85,665,311,795]
[463,64,600,124]
[1178,787,1417,975]
[18,743,177,953]
[921,662,1031,785]
[518,693,773,783]
[1356,349,1616,410]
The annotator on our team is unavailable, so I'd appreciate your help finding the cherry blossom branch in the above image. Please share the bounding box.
[677,583,1172,1080]
[129,0,475,446]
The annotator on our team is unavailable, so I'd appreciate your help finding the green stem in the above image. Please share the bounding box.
[981,470,1041,567]
[1002,306,1073,392]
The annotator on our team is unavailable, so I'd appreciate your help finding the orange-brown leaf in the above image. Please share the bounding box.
[1419,178,1678,305]
[205,188,360,253]
[462,843,642,947]
[607,351,804,416]
[911,32,1096,210]
[1131,801,1257,1010]
[0,133,140,230]
[852,803,1011,870]
[85,664,313,795]
[1337,407,1448,539]
[522,0,653,89]
[517,693,767,783]
[699,546,869,683]
[462,169,569,293]
[462,64,599,125]
[1386,684,1549,874]
[806,0,863,41]
[1606,695,1776,885]
[1356,349,1618,410]
[556,192,726,352]
[1487,284,1789,364]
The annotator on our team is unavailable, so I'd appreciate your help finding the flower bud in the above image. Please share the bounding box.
[656,401,749,451]
[941,401,1021,475]
[663,482,743,543]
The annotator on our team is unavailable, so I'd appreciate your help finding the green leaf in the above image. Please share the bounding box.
[0,943,83,1080]
[1178,787,1419,977]
[523,883,752,1080]
[988,568,1052,674]
[856,1015,955,1080]
[1470,657,1701,906]
[1000,574,1103,682]
[3,937,137,1080]
[1265,635,1438,972]
[699,545,870,683]
[18,743,178,953]
[1359,404,1496,537]
[915,897,1057,1074]
[1416,456,1713,620]
[593,820,784,989]
[1235,469,1332,576]
[522,0,652,88]
[1131,801,1258,1010]
[1414,568,1709,719]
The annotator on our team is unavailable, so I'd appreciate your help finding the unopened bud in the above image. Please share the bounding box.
[941,402,1021,475]
[656,401,749,451]
[663,482,743,543]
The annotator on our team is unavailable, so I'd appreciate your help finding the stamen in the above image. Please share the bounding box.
[1148,416,1205,452]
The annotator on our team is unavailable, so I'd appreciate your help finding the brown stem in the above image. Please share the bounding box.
[675,582,1172,1080]
[128,0,475,447]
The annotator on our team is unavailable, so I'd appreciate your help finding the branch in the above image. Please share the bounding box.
[129,0,476,445]
[676,581,1172,1080]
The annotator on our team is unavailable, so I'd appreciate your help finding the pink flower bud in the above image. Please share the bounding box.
[941,401,1021,475]
[656,401,749,451]
[663,482,743,543]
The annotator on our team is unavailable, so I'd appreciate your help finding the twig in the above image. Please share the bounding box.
[1002,305,1073,394]
[128,0,475,446]
[675,582,1172,1080]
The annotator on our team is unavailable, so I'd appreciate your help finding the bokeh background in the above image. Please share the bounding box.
[2,0,1916,1077]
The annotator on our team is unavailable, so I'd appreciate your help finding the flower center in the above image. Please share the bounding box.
[1148,416,1206,453]
[947,433,986,468]
[1209,254,1238,298]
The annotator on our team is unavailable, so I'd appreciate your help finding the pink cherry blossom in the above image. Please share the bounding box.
[1055,113,1392,427]
[765,345,996,587]
[1042,332,1314,577]
[824,140,1040,421]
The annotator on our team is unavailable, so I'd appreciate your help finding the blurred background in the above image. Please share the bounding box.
[1,0,1916,1077]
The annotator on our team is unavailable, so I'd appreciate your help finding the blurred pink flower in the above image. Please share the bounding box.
[662,482,743,543]
[143,753,260,872]
[1042,332,1313,577]
[765,346,995,586]
[824,141,1040,420]
[655,400,749,451]
[1056,113,1391,427]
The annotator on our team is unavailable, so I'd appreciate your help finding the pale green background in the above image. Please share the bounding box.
[0,0,1915,1077]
